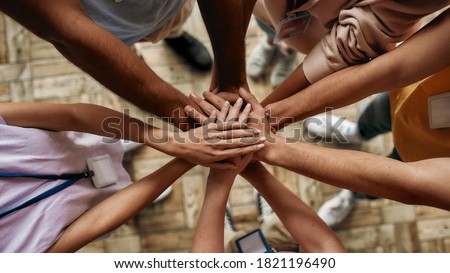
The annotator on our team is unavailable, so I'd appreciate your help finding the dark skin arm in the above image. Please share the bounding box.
[197,0,257,98]
[0,0,193,130]
[0,0,257,131]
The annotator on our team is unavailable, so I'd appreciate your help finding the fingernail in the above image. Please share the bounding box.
[190,93,197,99]
[245,103,251,109]
[253,129,261,134]
[257,143,265,149]
[237,98,243,104]
[260,136,266,142]
[224,101,230,107]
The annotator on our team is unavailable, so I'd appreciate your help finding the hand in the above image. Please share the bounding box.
[210,89,240,104]
[208,153,253,187]
[187,92,230,118]
[238,88,274,138]
[264,102,293,133]
[206,100,255,183]
[188,91,252,129]
[193,88,276,161]
[184,96,265,170]
[210,96,255,175]
[238,88,285,162]
[168,100,264,169]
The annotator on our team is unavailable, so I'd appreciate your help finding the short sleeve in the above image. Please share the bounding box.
[302,2,429,83]
[303,6,384,83]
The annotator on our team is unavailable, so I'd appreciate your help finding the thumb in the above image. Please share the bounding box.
[239,88,263,112]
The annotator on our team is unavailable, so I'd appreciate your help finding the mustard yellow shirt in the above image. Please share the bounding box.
[391,66,450,162]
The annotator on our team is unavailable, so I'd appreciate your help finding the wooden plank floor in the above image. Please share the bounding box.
[1,5,450,253]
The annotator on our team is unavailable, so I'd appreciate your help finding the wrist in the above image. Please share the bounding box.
[254,135,286,164]
[170,94,194,132]
[215,73,248,94]
[209,168,238,180]
[145,130,179,157]
[266,102,293,130]
[207,170,236,194]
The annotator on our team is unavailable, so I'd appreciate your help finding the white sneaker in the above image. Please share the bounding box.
[254,189,274,223]
[304,113,364,144]
[318,189,355,227]
[270,47,297,88]
[247,39,278,79]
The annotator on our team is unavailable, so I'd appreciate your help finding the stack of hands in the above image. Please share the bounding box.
[181,88,276,171]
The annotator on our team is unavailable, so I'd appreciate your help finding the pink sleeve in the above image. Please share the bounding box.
[302,1,446,83]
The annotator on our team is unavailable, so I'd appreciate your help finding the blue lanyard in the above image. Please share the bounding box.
[0,170,93,219]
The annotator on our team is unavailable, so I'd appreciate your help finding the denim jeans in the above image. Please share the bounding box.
[256,17,276,39]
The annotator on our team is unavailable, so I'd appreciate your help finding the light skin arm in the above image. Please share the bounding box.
[191,168,238,253]
[192,101,255,253]
[258,139,450,212]
[0,0,193,130]
[257,0,326,107]
[239,88,450,212]
[187,94,344,252]
[46,158,194,253]
[0,102,265,169]
[261,64,311,108]
[241,161,345,252]
[266,9,450,129]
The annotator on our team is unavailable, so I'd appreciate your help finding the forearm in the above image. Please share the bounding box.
[198,0,256,93]
[47,158,195,253]
[241,161,345,252]
[258,137,450,210]
[1,102,152,142]
[267,9,450,127]
[267,63,384,128]
[54,26,190,128]
[0,102,191,158]
[192,172,236,253]
[1,100,268,169]
[261,63,310,107]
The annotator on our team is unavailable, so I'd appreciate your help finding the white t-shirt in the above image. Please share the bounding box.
[0,118,132,252]
[80,0,186,44]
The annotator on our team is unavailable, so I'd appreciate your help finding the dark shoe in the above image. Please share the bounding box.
[164,31,213,71]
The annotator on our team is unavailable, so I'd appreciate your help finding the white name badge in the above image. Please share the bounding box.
[428,91,450,129]
[274,11,311,44]
[87,154,118,188]
[235,229,273,253]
